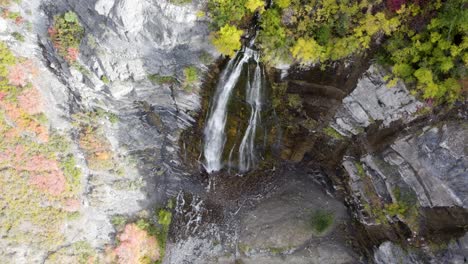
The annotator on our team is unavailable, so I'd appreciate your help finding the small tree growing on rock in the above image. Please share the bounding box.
[48,11,84,63]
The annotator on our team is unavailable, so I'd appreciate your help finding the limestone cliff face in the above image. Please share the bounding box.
[332,64,423,136]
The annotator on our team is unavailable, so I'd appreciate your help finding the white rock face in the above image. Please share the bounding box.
[332,65,423,136]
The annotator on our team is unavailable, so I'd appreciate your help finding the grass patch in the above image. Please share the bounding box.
[148,74,177,85]
[100,75,109,84]
[11,32,24,42]
[310,209,334,234]
[182,66,199,92]
[169,0,192,5]
[355,161,366,179]
[323,126,344,140]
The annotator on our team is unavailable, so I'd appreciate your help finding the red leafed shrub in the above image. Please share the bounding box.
[387,0,408,11]
[15,16,24,25]
[0,100,49,142]
[0,91,6,101]
[49,12,84,62]
[19,155,60,172]
[66,47,79,62]
[0,146,65,195]
[64,198,81,212]
[18,88,44,115]
[112,224,160,264]
[8,63,28,87]
[29,170,66,196]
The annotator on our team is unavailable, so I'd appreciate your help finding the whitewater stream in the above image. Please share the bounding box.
[203,47,264,173]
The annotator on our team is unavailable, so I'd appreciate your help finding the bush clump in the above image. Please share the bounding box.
[48,11,84,62]
[382,0,467,103]
[310,209,334,234]
[182,66,199,92]
[211,24,243,57]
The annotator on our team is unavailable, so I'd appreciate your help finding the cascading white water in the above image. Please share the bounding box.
[203,48,263,173]
[238,52,262,172]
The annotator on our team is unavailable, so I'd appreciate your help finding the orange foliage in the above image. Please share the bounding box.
[112,224,160,264]
[29,170,66,196]
[19,155,60,172]
[66,47,79,62]
[0,100,49,142]
[18,87,44,115]
[7,60,38,87]
[0,146,66,195]
[8,64,27,87]
[64,198,81,212]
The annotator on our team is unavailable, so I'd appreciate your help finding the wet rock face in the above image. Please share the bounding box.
[332,65,423,136]
[237,176,357,263]
[165,171,359,264]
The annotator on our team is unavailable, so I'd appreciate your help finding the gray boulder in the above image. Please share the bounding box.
[332,64,423,136]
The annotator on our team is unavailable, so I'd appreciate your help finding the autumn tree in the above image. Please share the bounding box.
[211,24,244,57]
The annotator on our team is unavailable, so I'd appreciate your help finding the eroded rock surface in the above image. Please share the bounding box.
[374,233,468,264]
[165,171,358,264]
[344,120,468,237]
[332,64,423,136]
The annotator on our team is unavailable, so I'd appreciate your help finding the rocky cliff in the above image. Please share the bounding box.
[1,0,214,262]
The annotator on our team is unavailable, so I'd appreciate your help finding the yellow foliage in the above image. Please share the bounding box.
[290,38,323,64]
[245,0,264,13]
[211,24,244,57]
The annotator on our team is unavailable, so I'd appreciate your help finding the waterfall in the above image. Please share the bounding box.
[238,52,262,172]
[203,48,263,173]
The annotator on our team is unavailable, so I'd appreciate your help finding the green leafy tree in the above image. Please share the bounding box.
[245,0,264,13]
[290,38,323,64]
[211,24,243,57]
[383,0,466,102]
[276,0,291,9]
[207,0,248,28]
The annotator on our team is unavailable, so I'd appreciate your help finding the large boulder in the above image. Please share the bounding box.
[332,64,423,136]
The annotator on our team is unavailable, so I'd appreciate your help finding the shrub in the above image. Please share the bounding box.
[323,126,344,140]
[101,75,109,84]
[148,74,176,85]
[290,38,323,64]
[207,0,248,28]
[245,0,264,13]
[276,0,291,9]
[310,209,334,234]
[169,0,192,5]
[383,0,467,103]
[112,224,160,264]
[183,66,199,92]
[48,11,84,62]
[11,32,25,42]
[211,24,243,57]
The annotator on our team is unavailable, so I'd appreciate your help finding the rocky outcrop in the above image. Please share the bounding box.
[237,175,357,263]
[344,120,468,234]
[165,171,359,264]
[332,64,423,136]
[374,233,468,264]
